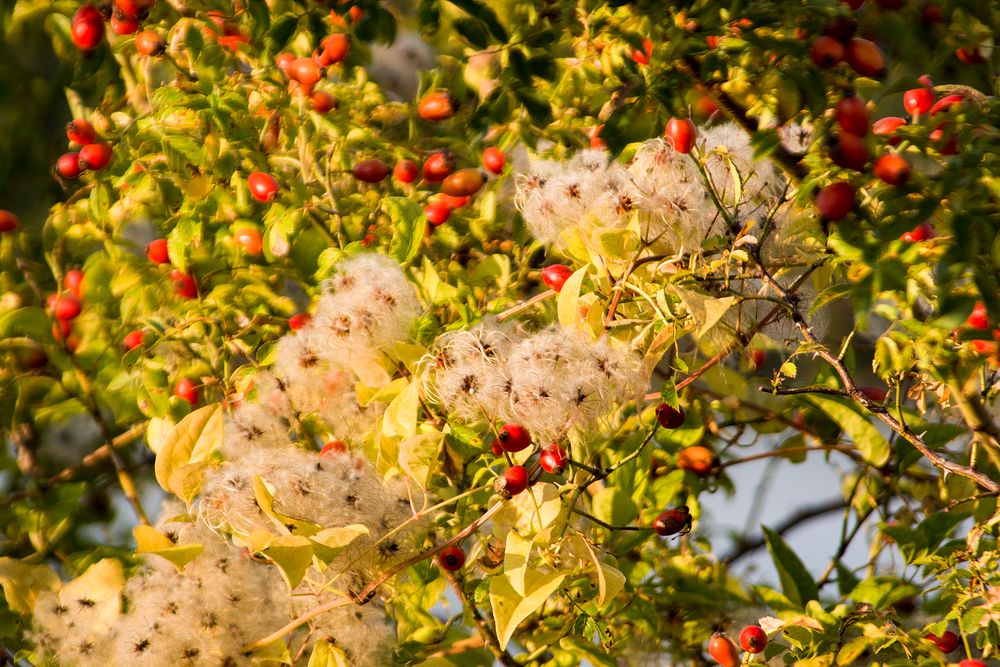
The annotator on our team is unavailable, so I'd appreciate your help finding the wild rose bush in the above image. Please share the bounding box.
[1,1,999,666]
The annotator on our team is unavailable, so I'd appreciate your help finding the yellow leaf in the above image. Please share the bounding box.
[253,476,322,537]
[504,532,534,596]
[356,376,408,407]
[310,525,370,563]
[382,380,419,439]
[490,570,567,650]
[153,404,223,500]
[262,535,314,589]
[0,558,59,615]
[673,288,737,338]
[58,559,123,632]
[133,525,204,571]
[308,639,350,667]
[398,430,443,487]
[557,266,588,331]
[145,417,174,455]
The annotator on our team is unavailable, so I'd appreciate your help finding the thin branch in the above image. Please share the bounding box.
[718,444,858,470]
[572,508,653,532]
[753,254,1000,493]
[757,385,850,398]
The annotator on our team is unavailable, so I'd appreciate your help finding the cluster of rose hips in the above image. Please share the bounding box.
[963,301,1000,362]
[809,14,886,77]
[71,1,156,51]
[55,119,113,182]
[275,32,349,111]
[44,268,86,353]
[144,238,198,301]
[706,625,769,666]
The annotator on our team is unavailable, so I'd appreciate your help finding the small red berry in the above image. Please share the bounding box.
[708,632,741,667]
[437,546,466,571]
[171,269,197,299]
[968,301,989,329]
[310,91,338,113]
[56,152,83,180]
[845,37,887,78]
[929,94,965,116]
[815,182,855,221]
[655,402,685,429]
[956,46,985,64]
[248,171,279,203]
[71,4,105,51]
[422,152,456,183]
[64,269,84,297]
[828,132,870,171]
[653,506,691,536]
[352,159,391,183]
[495,465,529,498]
[958,660,987,667]
[442,169,486,197]
[740,625,768,654]
[836,94,869,136]
[903,85,935,117]
[174,377,199,406]
[677,446,716,476]
[135,30,166,56]
[901,222,934,243]
[53,295,82,321]
[810,36,845,68]
[539,443,568,475]
[79,142,113,170]
[288,57,322,88]
[482,147,506,174]
[320,440,347,456]
[289,313,311,330]
[317,33,350,66]
[275,52,295,76]
[418,91,456,121]
[631,38,653,65]
[234,227,262,255]
[496,423,532,453]
[873,153,912,186]
[394,159,419,183]
[111,14,139,35]
[748,348,767,370]
[872,116,906,145]
[491,440,503,456]
[66,119,96,145]
[923,630,959,653]
[0,210,18,232]
[146,239,170,264]
[425,201,452,226]
[541,264,574,292]
[665,117,697,154]
[123,329,145,351]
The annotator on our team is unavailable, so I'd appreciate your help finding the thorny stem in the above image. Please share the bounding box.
[444,570,518,667]
[753,251,1000,493]
[244,500,508,652]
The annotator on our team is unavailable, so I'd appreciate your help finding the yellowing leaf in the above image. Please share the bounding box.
[59,559,124,631]
[308,639,350,667]
[398,430,443,487]
[310,525,370,563]
[504,532,534,596]
[590,227,636,261]
[0,558,59,615]
[557,266,588,331]
[673,288,737,338]
[154,404,223,501]
[262,535,314,589]
[145,416,174,455]
[133,525,204,571]
[490,570,567,650]
[356,376,408,407]
[382,380,419,439]
[253,476,322,536]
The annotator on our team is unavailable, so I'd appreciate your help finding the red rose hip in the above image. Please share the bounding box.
[740,625,767,653]
[496,423,532,453]
[541,264,573,292]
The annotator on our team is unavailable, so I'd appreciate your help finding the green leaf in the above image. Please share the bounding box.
[310,525,370,563]
[133,525,204,571]
[849,576,919,610]
[490,570,566,650]
[153,404,223,501]
[453,17,489,49]
[805,395,889,466]
[384,197,425,265]
[262,535,314,589]
[592,487,637,528]
[762,525,818,608]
